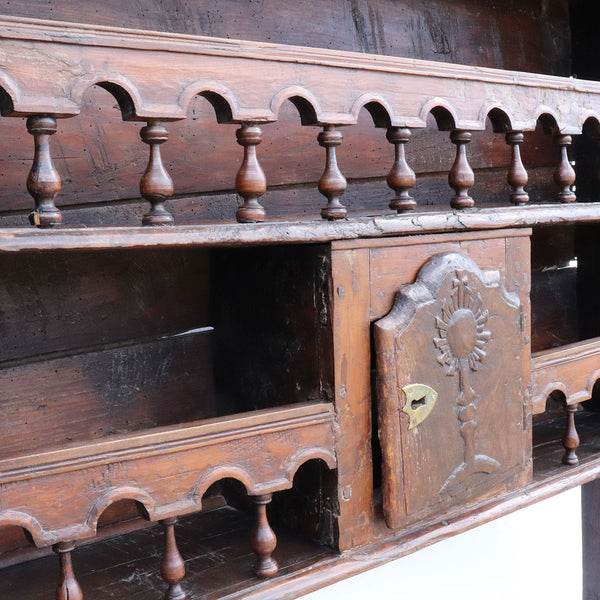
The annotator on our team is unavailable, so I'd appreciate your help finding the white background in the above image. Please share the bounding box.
[300,486,582,600]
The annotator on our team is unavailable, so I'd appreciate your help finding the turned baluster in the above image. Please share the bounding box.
[54,541,83,600]
[562,403,580,466]
[553,134,576,203]
[160,517,186,600]
[386,127,416,212]
[140,121,174,226]
[235,124,267,223]
[250,493,278,578]
[318,125,347,220]
[505,131,529,205]
[27,115,62,228]
[448,130,475,208]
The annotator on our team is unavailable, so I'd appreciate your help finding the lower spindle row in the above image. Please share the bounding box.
[52,493,278,600]
[24,114,578,228]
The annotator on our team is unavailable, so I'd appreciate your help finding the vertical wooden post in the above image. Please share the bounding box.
[250,493,278,578]
[160,517,186,600]
[330,247,373,550]
[386,127,416,212]
[235,124,267,223]
[553,133,576,203]
[318,125,347,220]
[54,541,83,600]
[140,121,174,226]
[448,130,475,208]
[27,115,62,228]
[562,403,580,466]
[505,131,529,204]
[583,479,600,598]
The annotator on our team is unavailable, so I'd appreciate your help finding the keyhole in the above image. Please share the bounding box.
[411,395,428,410]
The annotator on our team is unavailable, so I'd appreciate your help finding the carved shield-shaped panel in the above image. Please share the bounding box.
[374,252,530,530]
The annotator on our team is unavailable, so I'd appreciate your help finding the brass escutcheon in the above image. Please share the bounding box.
[402,383,438,429]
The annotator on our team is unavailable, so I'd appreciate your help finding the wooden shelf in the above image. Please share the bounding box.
[0,505,335,600]
[0,203,599,252]
[2,410,600,600]
[0,402,336,546]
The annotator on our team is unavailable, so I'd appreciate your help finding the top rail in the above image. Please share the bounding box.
[0,15,597,130]
[0,16,598,228]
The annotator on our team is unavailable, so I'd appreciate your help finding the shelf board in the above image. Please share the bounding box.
[1,409,599,600]
[0,203,599,252]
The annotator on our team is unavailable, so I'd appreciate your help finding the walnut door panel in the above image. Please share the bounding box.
[374,249,530,530]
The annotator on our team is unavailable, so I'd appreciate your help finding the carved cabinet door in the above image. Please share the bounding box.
[374,251,530,530]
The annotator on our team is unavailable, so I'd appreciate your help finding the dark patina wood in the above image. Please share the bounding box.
[374,248,530,529]
[3,3,600,599]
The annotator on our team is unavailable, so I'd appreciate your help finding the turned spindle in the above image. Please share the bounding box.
[386,127,416,212]
[235,124,267,223]
[160,517,186,600]
[505,131,529,205]
[54,541,83,600]
[448,130,475,209]
[318,125,347,220]
[250,493,278,578]
[553,134,576,203]
[26,115,62,228]
[140,121,174,226]
[562,403,580,466]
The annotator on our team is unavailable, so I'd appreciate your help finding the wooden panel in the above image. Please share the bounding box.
[0,330,216,459]
[368,233,508,319]
[374,251,530,529]
[0,402,336,545]
[0,247,209,363]
[531,267,579,352]
[211,245,333,415]
[330,248,373,550]
[0,0,570,75]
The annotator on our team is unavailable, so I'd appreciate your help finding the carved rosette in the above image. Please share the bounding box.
[434,271,490,375]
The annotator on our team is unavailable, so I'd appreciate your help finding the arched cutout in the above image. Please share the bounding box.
[95,82,137,121]
[287,96,319,126]
[194,466,254,500]
[487,107,513,133]
[362,101,392,128]
[86,487,156,531]
[197,91,233,123]
[178,81,239,122]
[546,388,567,411]
[0,72,20,116]
[70,74,142,121]
[537,111,560,135]
[96,498,151,527]
[430,105,456,131]
[349,94,394,128]
[288,450,336,481]
[582,116,600,138]
[0,510,46,547]
[419,98,457,131]
[290,457,335,487]
[0,85,15,115]
[270,86,320,125]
